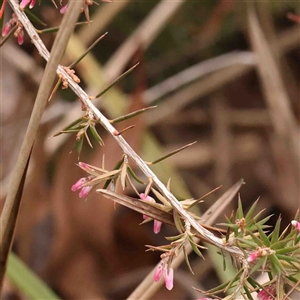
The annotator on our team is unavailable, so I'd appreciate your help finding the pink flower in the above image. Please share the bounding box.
[19,0,35,9]
[247,250,259,263]
[153,220,162,234]
[17,29,24,45]
[291,220,300,232]
[140,193,163,234]
[78,185,92,198]
[197,298,214,300]
[71,177,92,198]
[153,259,174,290]
[153,260,164,282]
[257,284,276,300]
[2,22,11,37]
[247,247,274,263]
[60,3,68,14]
[164,267,174,290]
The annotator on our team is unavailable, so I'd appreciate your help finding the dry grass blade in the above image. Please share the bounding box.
[247,4,299,167]
[144,51,255,105]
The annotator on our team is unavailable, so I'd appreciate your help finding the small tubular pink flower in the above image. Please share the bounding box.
[71,177,88,191]
[153,220,162,234]
[2,22,11,37]
[72,177,92,198]
[153,260,164,282]
[291,220,300,232]
[164,267,174,290]
[140,193,162,234]
[29,0,36,8]
[17,29,24,45]
[20,0,35,9]
[60,3,68,14]
[247,251,259,262]
[153,259,174,290]
[79,185,92,198]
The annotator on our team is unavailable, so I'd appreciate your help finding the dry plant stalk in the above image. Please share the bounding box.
[2,1,300,299]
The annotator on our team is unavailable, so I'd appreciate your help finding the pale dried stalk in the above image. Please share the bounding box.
[1,0,84,287]
[8,0,247,260]
[103,180,244,300]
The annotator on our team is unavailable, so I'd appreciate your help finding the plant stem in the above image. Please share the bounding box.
[6,0,247,281]
[0,0,84,289]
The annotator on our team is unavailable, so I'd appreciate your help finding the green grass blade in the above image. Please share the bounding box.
[6,252,61,300]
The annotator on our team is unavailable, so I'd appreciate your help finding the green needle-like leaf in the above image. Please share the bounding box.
[84,130,93,148]
[246,230,264,247]
[188,236,205,259]
[37,21,89,34]
[53,117,83,137]
[249,256,268,275]
[127,165,144,184]
[150,141,197,165]
[93,63,139,99]
[111,106,157,124]
[270,254,284,275]
[256,224,270,247]
[89,124,104,146]
[69,32,107,68]
[270,217,282,245]
[103,158,124,189]
[243,285,254,300]
[173,211,184,233]
[224,268,244,293]
[183,246,194,275]
[245,199,259,223]
[73,135,84,157]
[24,9,47,26]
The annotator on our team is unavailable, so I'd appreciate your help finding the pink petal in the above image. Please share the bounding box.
[164,267,174,290]
[291,220,300,232]
[2,22,11,37]
[153,220,162,234]
[29,0,36,9]
[71,177,87,191]
[153,261,164,282]
[19,0,31,9]
[60,4,68,14]
[247,251,259,262]
[17,30,24,45]
[79,186,92,198]
[139,193,155,203]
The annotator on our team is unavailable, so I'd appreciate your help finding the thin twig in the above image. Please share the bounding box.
[127,180,244,300]
[8,0,247,266]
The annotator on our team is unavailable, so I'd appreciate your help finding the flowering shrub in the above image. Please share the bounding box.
[1,1,299,299]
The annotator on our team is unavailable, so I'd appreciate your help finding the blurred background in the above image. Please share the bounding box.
[1,0,300,299]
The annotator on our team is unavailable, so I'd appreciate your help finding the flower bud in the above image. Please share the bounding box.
[164,267,174,291]
[291,220,300,232]
[2,22,11,37]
